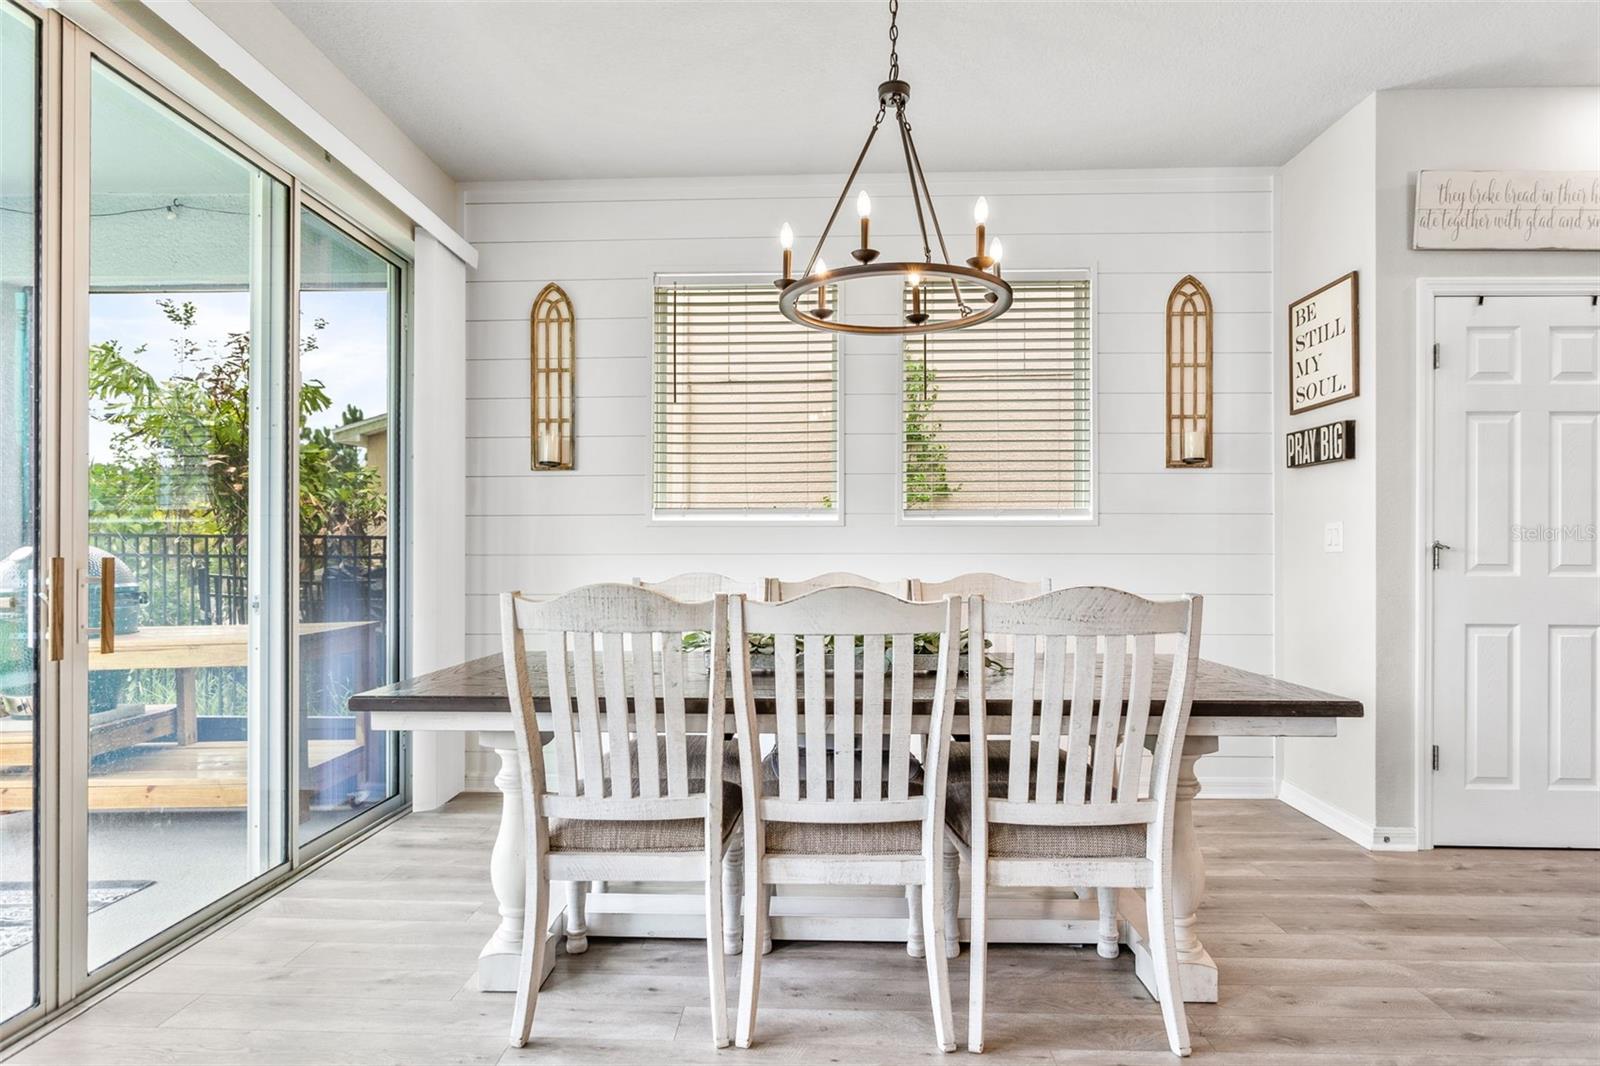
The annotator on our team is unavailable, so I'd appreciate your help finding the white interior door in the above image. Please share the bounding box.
[1432,292,1600,848]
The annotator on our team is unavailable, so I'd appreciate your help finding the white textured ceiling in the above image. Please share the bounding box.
[271,0,1600,182]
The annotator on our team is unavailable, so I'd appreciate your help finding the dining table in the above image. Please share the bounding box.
[350,652,1362,1005]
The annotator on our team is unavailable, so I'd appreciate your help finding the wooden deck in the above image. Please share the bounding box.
[0,739,364,812]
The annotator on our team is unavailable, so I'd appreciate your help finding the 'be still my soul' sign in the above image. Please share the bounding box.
[1289,271,1358,415]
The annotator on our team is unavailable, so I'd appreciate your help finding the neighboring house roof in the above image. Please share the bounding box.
[330,413,388,446]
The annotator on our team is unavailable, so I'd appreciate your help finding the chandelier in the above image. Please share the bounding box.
[775,0,1012,335]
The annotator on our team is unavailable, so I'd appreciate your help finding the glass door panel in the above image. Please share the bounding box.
[84,60,287,969]
[295,208,399,840]
[0,0,41,1025]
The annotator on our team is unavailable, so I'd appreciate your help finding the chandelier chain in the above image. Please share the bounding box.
[888,0,900,81]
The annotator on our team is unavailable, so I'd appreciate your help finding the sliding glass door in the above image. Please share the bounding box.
[296,207,401,842]
[82,57,289,970]
[0,13,410,1035]
[0,0,42,1027]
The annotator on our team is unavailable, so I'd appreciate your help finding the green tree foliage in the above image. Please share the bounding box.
[88,299,385,536]
[903,354,957,507]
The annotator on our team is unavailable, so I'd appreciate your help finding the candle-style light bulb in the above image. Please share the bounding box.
[984,238,1005,303]
[853,191,877,263]
[778,222,794,286]
[814,255,827,276]
[971,197,991,267]
[906,270,928,325]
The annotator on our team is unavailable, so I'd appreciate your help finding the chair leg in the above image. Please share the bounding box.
[1146,873,1193,1057]
[565,881,589,954]
[762,883,774,955]
[722,836,743,955]
[920,871,957,1053]
[735,856,766,1048]
[705,852,730,1048]
[905,884,926,958]
[966,856,988,1054]
[1096,886,1119,959]
[509,866,550,1048]
[942,837,961,959]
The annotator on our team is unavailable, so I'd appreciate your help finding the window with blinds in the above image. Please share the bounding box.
[901,276,1093,518]
[653,280,839,516]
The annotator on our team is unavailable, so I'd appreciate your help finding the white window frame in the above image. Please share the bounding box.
[896,267,1099,526]
[649,273,845,526]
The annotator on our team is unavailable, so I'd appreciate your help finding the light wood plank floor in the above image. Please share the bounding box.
[9,796,1598,1065]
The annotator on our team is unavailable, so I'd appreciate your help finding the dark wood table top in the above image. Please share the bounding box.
[351,653,1363,720]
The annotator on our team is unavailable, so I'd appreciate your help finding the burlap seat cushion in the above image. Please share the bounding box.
[758,746,925,855]
[547,736,741,853]
[944,742,1147,860]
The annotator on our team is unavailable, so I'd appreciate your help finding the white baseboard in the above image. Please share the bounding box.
[1277,779,1419,851]
[1192,775,1278,799]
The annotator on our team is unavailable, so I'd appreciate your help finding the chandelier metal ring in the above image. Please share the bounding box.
[777,261,1012,335]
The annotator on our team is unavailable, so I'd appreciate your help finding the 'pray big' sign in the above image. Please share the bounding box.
[1288,271,1359,415]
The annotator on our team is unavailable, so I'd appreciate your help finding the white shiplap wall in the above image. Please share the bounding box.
[458,170,1275,791]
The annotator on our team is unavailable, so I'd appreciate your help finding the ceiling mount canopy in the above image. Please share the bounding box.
[775,0,1012,335]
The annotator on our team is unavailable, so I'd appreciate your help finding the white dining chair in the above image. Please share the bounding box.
[727,587,962,1053]
[499,584,740,1049]
[951,587,1203,1057]
[634,572,768,601]
[910,572,1051,602]
[906,573,1053,960]
[768,572,910,601]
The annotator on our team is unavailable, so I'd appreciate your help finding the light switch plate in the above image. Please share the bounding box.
[1324,521,1344,553]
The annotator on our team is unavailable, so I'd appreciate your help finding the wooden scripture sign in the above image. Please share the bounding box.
[1289,271,1358,415]
[1286,419,1356,469]
[1414,171,1600,251]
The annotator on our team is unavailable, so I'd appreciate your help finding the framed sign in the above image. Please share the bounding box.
[1286,419,1356,468]
[1413,171,1600,251]
[1289,271,1358,415]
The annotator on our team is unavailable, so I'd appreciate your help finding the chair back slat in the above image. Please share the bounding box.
[774,634,801,801]
[859,633,886,800]
[887,634,915,801]
[502,584,721,823]
[974,587,1203,828]
[543,630,579,796]
[630,632,661,799]
[803,638,828,799]
[1033,635,1069,803]
[661,641,690,797]
[1117,634,1156,801]
[602,633,632,797]
[570,634,608,797]
[833,636,857,801]
[1091,636,1128,804]
[912,573,1050,602]
[1006,637,1037,802]
[1061,635,1098,804]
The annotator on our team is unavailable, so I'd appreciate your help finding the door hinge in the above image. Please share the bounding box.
[1432,342,1440,369]
[1431,540,1451,570]
[1431,745,1440,772]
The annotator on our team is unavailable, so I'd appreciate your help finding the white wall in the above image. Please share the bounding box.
[1274,97,1380,829]
[459,169,1278,792]
[1371,89,1600,827]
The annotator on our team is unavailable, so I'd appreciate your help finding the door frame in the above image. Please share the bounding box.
[1412,275,1600,851]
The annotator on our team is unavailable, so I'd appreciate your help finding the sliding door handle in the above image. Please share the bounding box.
[99,556,116,655]
[48,555,64,662]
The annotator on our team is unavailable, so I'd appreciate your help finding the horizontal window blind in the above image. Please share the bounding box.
[902,277,1092,517]
[653,281,839,515]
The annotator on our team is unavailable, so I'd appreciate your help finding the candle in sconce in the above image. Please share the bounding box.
[536,426,562,468]
[1182,427,1206,464]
